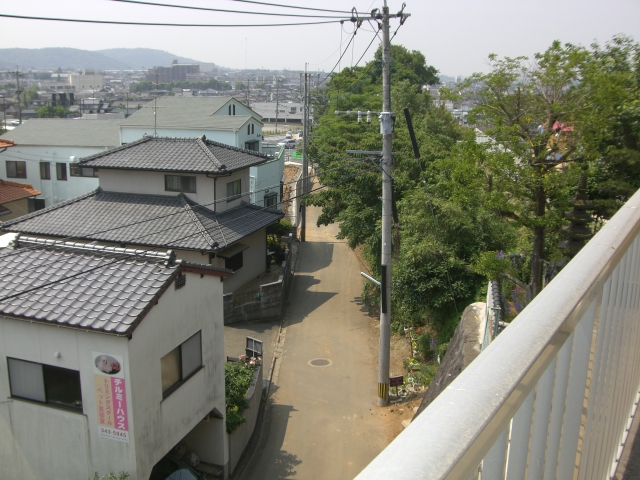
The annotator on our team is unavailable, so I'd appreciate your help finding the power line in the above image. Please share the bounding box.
[319,26,361,85]
[0,157,374,265]
[0,13,344,27]
[0,164,380,303]
[229,0,366,15]
[109,0,357,19]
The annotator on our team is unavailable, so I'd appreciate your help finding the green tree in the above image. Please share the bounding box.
[37,105,70,118]
[20,86,39,108]
[373,45,440,86]
[235,81,247,91]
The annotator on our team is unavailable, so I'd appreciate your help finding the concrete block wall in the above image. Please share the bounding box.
[223,235,294,325]
[227,363,263,475]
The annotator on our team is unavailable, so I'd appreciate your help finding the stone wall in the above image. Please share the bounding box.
[224,234,294,325]
[413,302,485,419]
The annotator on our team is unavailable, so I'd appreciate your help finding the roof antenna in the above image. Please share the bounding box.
[144,71,165,137]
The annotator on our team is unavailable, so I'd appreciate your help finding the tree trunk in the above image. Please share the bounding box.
[531,185,545,298]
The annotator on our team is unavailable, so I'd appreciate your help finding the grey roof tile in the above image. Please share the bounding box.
[119,96,261,129]
[1,189,283,252]
[0,243,181,334]
[80,136,269,173]
[0,119,123,147]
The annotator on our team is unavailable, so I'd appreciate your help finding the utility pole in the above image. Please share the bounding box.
[378,2,393,407]
[275,77,280,134]
[334,3,407,407]
[9,67,25,124]
[1,96,6,131]
[301,64,309,242]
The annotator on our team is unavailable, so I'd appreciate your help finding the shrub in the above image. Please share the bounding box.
[225,359,257,433]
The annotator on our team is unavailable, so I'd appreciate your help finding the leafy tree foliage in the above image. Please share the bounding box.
[37,105,70,118]
[225,360,255,433]
[447,36,640,297]
[19,87,39,108]
[310,36,640,340]
[129,78,231,93]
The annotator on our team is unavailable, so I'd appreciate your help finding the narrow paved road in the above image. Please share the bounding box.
[240,205,388,480]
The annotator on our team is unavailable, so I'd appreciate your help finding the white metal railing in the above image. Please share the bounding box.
[356,188,640,480]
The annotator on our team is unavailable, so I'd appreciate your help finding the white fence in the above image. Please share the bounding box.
[356,188,640,480]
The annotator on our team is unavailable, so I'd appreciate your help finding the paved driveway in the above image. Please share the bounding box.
[239,206,388,480]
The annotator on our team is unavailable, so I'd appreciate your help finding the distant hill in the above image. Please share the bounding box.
[0,47,218,71]
[96,48,203,69]
[0,48,130,70]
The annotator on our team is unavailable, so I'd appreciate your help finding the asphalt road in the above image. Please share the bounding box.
[239,205,388,480]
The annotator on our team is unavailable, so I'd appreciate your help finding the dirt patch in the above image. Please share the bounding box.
[367,314,425,441]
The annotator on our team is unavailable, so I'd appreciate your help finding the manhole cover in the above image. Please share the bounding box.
[307,358,333,367]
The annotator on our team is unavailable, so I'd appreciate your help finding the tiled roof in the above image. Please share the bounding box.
[80,135,269,173]
[1,189,283,252]
[0,180,40,204]
[0,239,180,334]
[0,119,123,147]
[119,96,261,129]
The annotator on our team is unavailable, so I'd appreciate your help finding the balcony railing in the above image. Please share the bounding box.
[356,188,640,480]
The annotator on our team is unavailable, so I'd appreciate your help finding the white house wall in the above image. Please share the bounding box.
[120,127,237,147]
[236,120,262,151]
[127,270,226,478]
[0,270,226,480]
[0,146,108,206]
[99,169,250,213]
[213,100,258,120]
[217,229,266,294]
[0,319,136,480]
[250,151,283,208]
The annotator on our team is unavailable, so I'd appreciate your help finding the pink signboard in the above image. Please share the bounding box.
[93,352,129,443]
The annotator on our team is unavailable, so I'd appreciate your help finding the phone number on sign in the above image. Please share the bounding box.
[100,428,129,439]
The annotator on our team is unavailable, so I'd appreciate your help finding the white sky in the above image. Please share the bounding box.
[2,0,639,77]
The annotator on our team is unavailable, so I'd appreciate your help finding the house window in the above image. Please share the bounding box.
[7,358,83,412]
[165,175,196,193]
[244,141,259,151]
[28,198,45,212]
[225,251,243,271]
[40,162,51,180]
[251,124,255,134]
[70,165,99,177]
[264,192,277,208]
[227,179,241,199]
[6,161,27,179]
[228,105,231,115]
[56,163,67,181]
[161,331,202,397]
[233,104,236,115]
[247,124,251,135]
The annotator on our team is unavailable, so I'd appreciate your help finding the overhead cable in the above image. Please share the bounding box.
[109,0,356,19]
[0,164,380,302]
[0,13,344,27]
[229,0,366,15]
